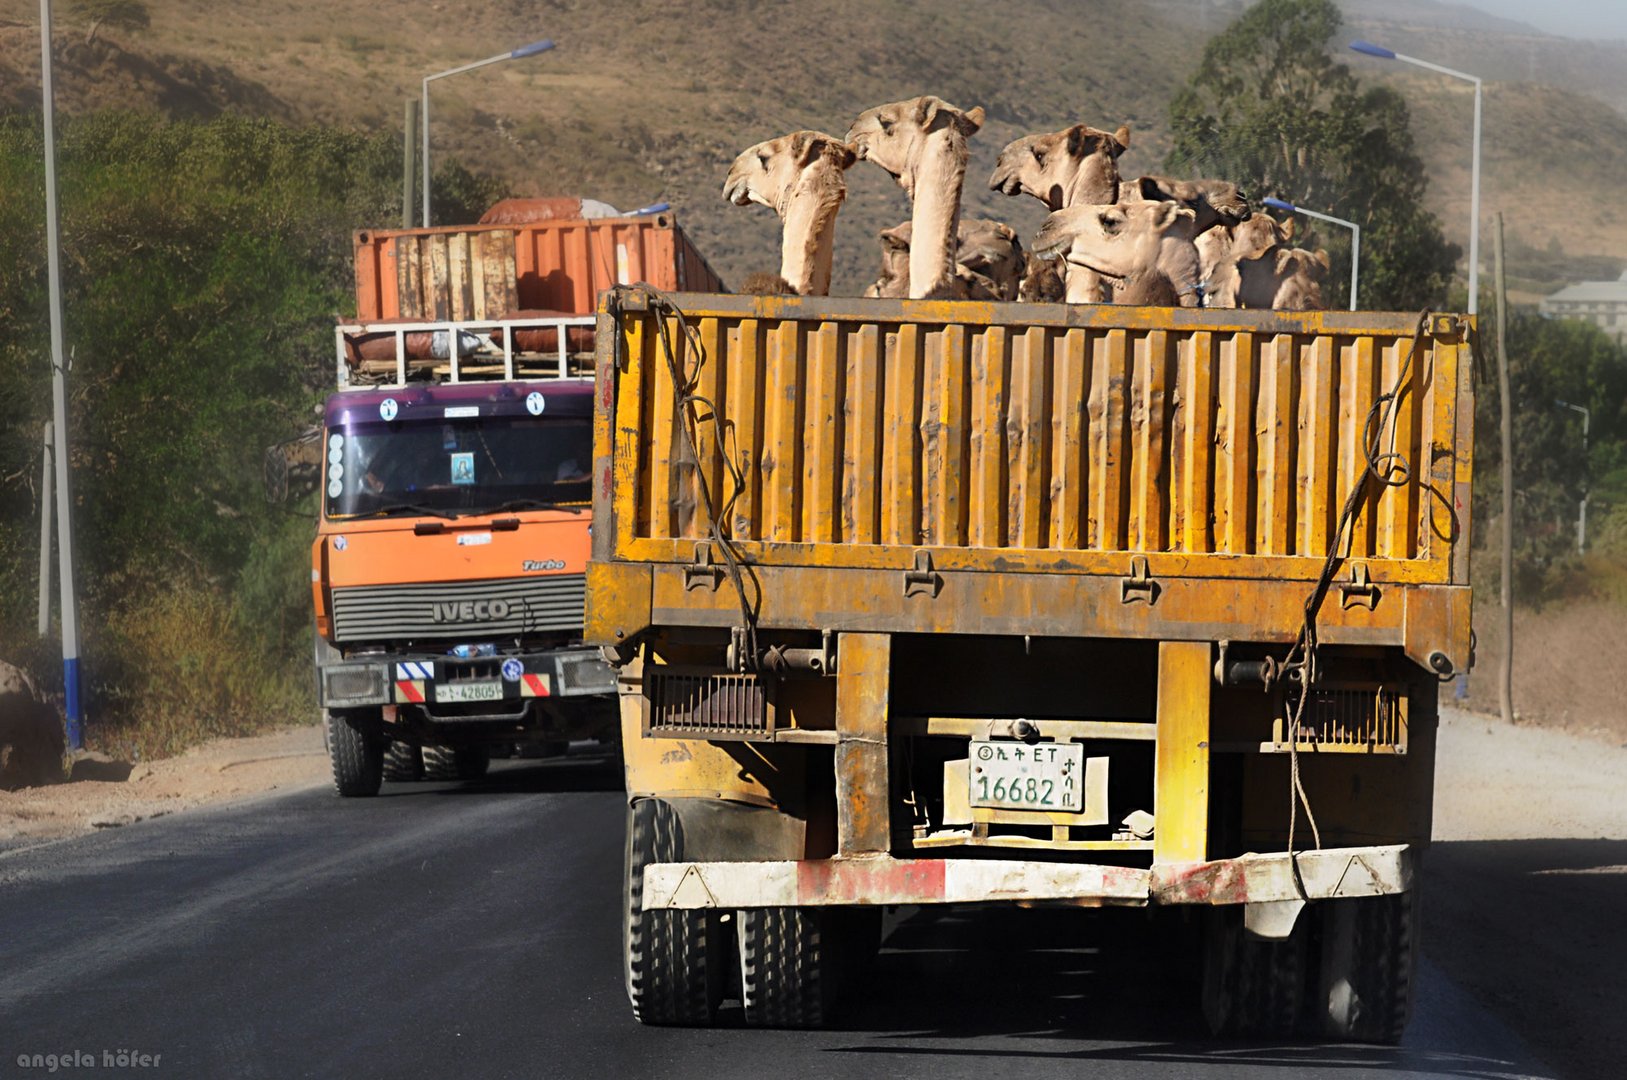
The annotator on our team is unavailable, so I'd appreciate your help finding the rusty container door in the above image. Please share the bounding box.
[604,296,1473,590]
[353,214,726,321]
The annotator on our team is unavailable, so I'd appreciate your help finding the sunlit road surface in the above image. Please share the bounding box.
[0,748,1551,1080]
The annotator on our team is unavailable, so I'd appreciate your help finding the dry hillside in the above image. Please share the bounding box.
[1,0,1623,295]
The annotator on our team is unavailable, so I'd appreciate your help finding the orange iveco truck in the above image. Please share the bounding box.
[312,209,724,794]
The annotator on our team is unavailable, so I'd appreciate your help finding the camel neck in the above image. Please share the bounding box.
[1062,158,1119,209]
[907,131,966,299]
[779,172,844,296]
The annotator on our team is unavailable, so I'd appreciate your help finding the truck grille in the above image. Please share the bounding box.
[330,575,584,642]
[646,670,769,738]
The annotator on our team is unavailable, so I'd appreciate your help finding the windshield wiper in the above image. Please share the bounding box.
[470,498,585,516]
[350,502,461,520]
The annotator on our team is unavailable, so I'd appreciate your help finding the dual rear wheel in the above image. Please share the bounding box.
[624,798,876,1028]
[1202,891,1417,1043]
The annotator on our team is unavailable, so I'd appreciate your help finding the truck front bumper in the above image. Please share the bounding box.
[643,843,1414,912]
[318,645,615,710]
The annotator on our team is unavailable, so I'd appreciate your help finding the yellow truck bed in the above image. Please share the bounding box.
[588,292,1473,674]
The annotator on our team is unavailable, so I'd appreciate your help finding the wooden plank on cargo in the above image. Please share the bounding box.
[615,319,646,551]
[1131,330,1171,552]
[968,325,1009,548]
[843,324,883,546]
[1089,329,1130,551]
[1049,328,1088,551]
[924,325,969,547]
[764,320,803,541]
[1341,335,1379,559]
[690,316,725,537]
[1258,333,1298,556]
[1377,336,1420,559]
[727,319,765,540]
[397,236,421,319]
[429,234,450,321]
[882,325,923,547]
[1215,331,1256,554]
[1174,332,1214,554]
[803,322,845,543]
[1300,334,1339,556]
[1010,326,1051,550]
[448,232,472,321]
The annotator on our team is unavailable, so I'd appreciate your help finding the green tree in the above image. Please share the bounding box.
[69,0,150,45]
[1165,0,1458,311]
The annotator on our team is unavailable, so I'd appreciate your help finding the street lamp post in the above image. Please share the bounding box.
[1350,40,1482,316]
[1556,399,1590,553]
[1261,197,1361,310]
[39,0,83,750]
[422,38,556,228]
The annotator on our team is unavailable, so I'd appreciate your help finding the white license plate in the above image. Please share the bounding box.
[436,681,503,703]
[969,740,1083,812]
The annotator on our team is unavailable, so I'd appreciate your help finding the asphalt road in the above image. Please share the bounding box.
[0,753,1551,1080]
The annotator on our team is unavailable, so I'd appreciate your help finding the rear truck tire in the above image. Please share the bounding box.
[325,710,384,797]
[382,740,424,782]
[737,906,839,1028]
[1202,904,1308,1038]
[453,745,490,781]
[1315,892,1417,1044]
[625,798,726,1025]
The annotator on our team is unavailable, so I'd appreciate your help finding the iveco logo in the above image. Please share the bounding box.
[433,600,513,623]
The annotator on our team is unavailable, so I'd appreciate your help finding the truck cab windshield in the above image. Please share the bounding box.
[325,415,590,520]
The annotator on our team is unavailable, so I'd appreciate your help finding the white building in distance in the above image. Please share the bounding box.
[1542,270,1627,343]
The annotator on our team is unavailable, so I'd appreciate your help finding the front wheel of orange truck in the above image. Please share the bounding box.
[324,710,384,797]
[1315,892,1417,1044]
[624,798,726,1025]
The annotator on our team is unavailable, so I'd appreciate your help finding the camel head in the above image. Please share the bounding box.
[989,122,1131,211]
[1229,213,1295,262]
[955,219,1025,301]
[1121,175,1251,235]
[722,130,857,216]
[866,222,914,299]
[846,96,986,188]
[1272,247,1330,310]
[1032,201,1197,281]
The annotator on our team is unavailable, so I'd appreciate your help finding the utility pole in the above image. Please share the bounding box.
[402,98,417,229]
[37,422,52,638]
[40,0,84,749]
[1494,213,1513,727]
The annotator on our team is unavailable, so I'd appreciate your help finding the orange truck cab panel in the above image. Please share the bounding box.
[311,378,615,736]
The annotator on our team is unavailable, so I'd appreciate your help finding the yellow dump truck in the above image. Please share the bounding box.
[585,289,1473,1038]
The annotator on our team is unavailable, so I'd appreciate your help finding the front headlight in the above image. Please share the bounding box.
[322,663,389,706]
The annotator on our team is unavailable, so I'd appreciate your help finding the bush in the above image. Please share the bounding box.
[0,112,508,756]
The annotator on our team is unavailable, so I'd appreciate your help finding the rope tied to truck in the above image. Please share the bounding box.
[616,285,763,667]
[1283,309,1433,900]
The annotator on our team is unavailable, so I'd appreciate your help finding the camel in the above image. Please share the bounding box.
[1032,201,1203,308]
[1206,215,1296,308]
[847,96,985,299]
[722,130,857,296]
[862,219,1025,301]
[1018,253,1065,303]
[862,223,913,299]
[1119,175,1252,304]
[1269,248,1330,310]
[955,219,1024,301]
[989,121,1132,303]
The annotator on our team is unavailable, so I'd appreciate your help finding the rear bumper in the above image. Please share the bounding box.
[642,843,1414,910]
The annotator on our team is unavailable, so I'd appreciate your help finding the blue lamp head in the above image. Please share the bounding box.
[1262,197,1296,213]
[511,39,556,59]
[1349,40,1396,60]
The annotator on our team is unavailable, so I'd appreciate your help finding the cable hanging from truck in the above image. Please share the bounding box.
[1282,309,1433,899]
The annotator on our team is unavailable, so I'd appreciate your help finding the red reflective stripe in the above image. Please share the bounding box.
[796,859,946,904]
[396,680,424,703]
[523,674,550,697]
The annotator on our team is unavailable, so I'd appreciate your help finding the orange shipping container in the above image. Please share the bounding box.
[352,212,726,322]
